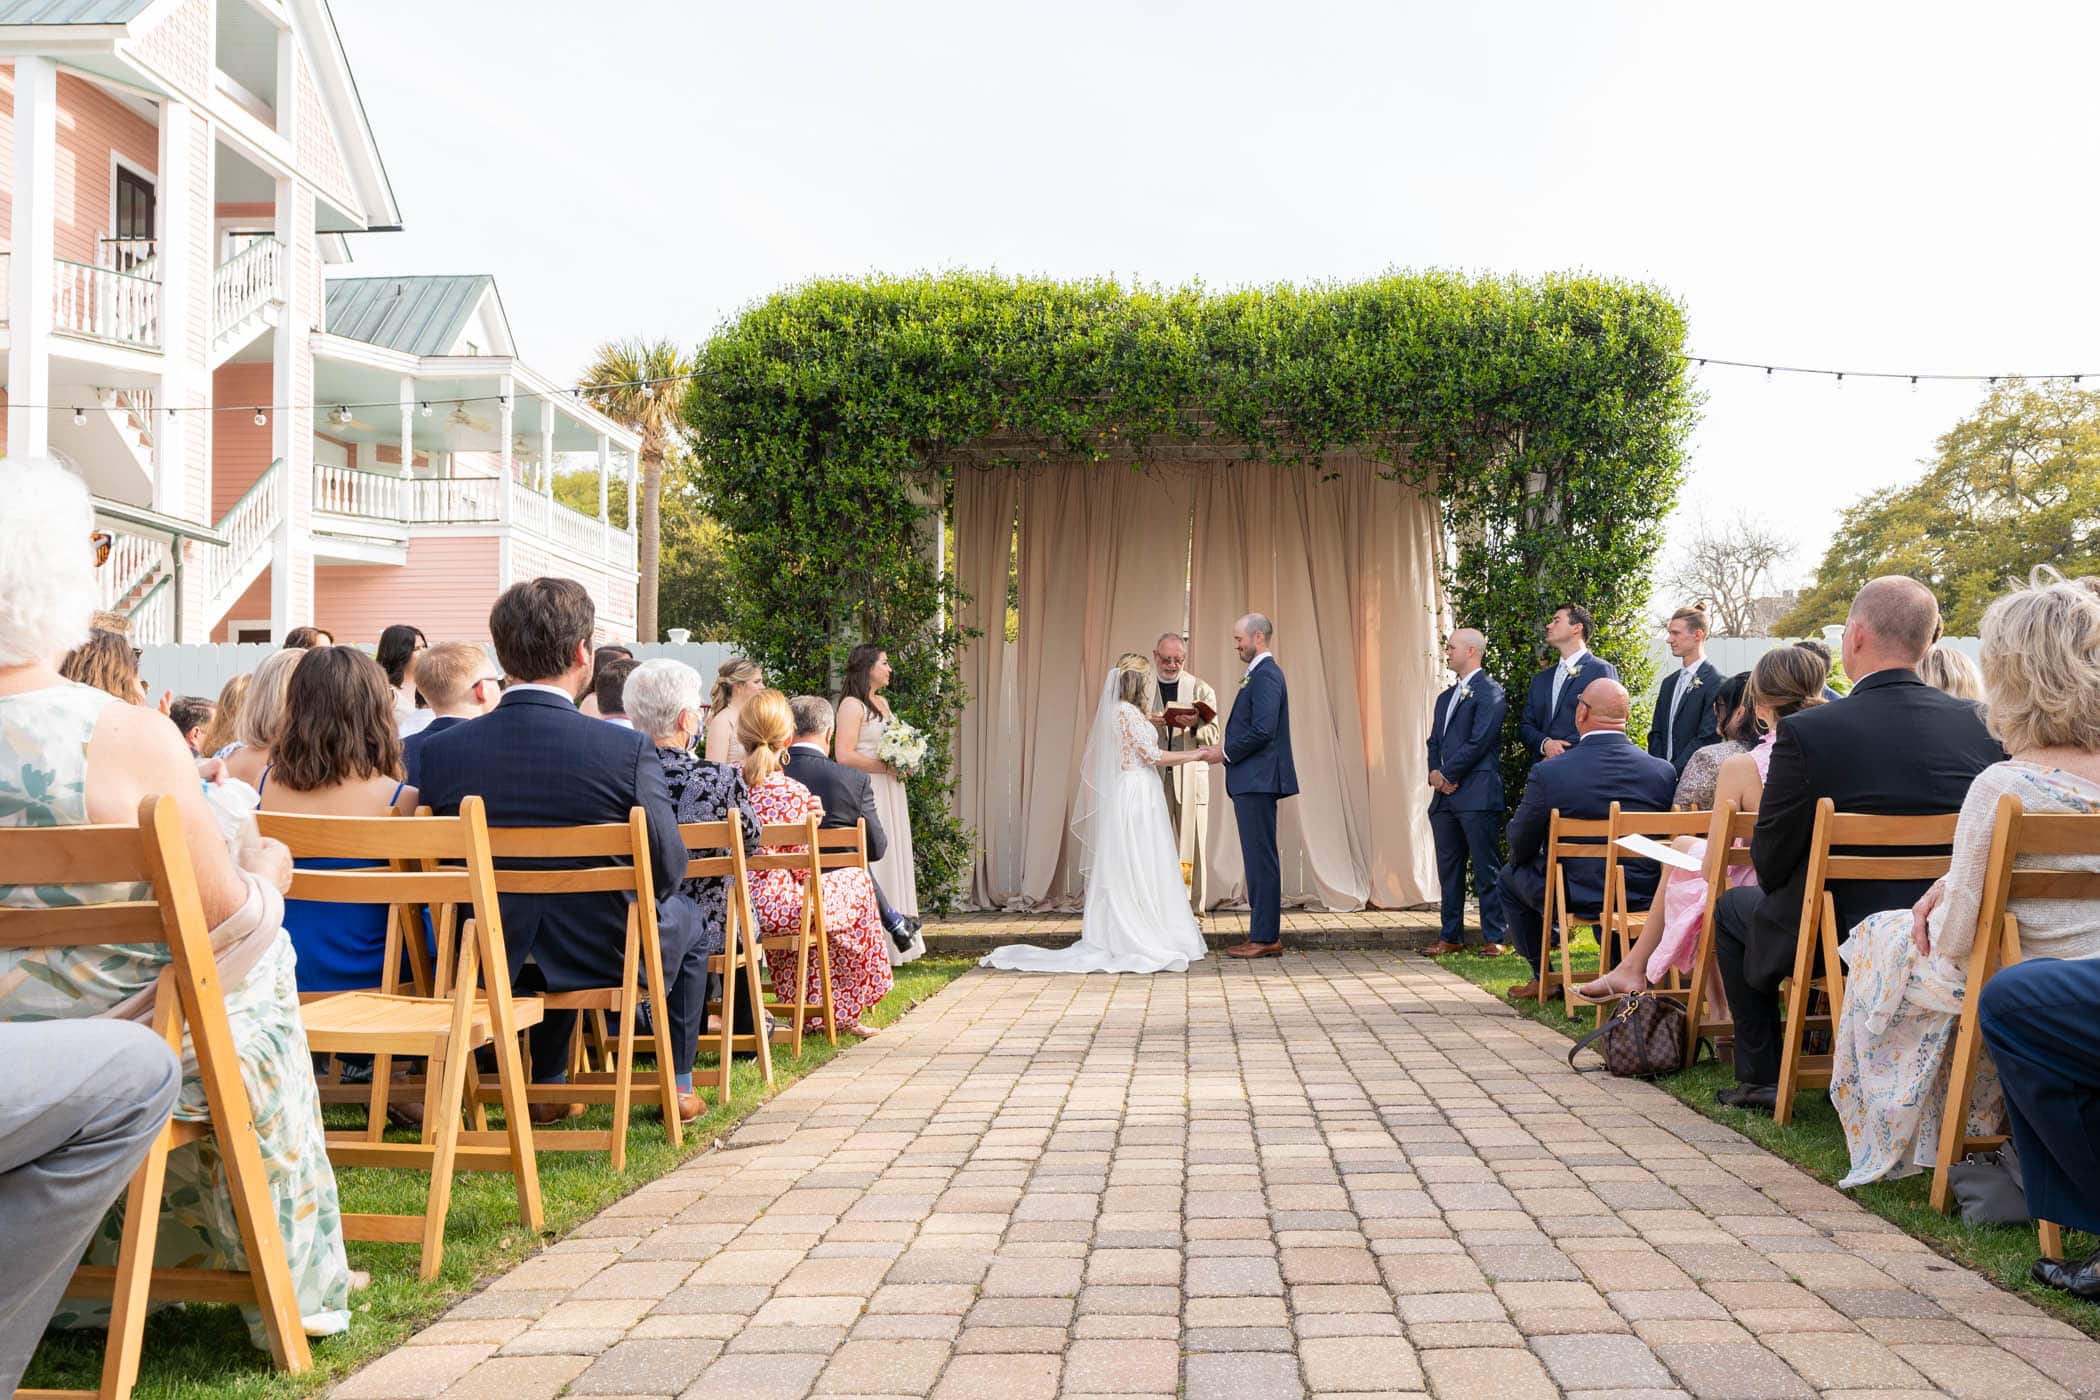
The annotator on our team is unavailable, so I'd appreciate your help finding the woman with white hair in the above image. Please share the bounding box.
[1831,570,2100,1186]
[0,459,353,1342]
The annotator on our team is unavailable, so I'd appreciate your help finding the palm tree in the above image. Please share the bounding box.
[579,337,695,643]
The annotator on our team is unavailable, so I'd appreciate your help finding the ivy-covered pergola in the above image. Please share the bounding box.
[687,271,1696,914]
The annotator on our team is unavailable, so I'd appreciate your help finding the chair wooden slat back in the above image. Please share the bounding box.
[1683,804,1756,1062]
[1535,811,1612,1007]
[1930,797,2100,1265]
[1600,805,1711,1023]
[815,820,869,872]
[0,796,312,1397]
[750,814,836,1053]
[679,817,778,1101]
[1774,800,1959,1125]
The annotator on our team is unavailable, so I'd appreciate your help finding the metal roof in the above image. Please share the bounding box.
[0,0,151,21]
[324,276,494,357]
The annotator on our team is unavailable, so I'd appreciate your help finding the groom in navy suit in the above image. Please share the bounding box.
[1519,603,1620,761]
[1425,627,1507,957]
[1197,613,1298,958]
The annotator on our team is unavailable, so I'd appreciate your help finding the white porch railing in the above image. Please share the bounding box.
[407,476,501,523]
[550,497,606,558]
[97,530,170,615]
[510,482,552,538]
[128,576,174,647]
[54,257,161,349]
[112,386,157,455]
[213,237,283,335]
[206,463,281,604]
[314,463,409,522]
[309,469,633,568]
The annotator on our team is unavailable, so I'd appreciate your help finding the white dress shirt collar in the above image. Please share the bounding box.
[1245,651,1273,676]
[505,682,577,704]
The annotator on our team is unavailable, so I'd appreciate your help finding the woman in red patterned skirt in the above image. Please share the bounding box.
[739,688,894,1037]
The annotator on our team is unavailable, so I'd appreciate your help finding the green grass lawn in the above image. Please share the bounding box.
[1439,935,2100,1340]
[21,956,977,1400]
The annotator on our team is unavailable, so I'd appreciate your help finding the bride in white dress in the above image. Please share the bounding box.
[981,654,1210,974]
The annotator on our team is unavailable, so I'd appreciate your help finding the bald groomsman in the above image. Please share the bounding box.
[1145,631,1221,911]
[1425,628,1508,957]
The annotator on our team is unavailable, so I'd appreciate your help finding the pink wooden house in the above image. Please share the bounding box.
[0,0,643,645]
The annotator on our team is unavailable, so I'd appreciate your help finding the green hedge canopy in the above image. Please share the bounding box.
[687,270,1698,913]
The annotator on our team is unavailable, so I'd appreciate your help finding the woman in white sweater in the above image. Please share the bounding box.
[1832,571,2100,1187]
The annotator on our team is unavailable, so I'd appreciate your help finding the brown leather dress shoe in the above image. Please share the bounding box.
[1479,943,1509,958]
[1423,941,1466,957]
[1505,980,1542,1000]
[1225,942,1282,958]
[528,1099,585,1126]
[675,1090,705,1124]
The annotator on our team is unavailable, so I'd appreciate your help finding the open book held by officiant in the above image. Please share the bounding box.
[1161,700,1216,729]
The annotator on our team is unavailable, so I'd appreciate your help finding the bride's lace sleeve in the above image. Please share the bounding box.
[1119,704,1161,769]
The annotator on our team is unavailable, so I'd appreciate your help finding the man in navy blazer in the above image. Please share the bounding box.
[414,579,692,1115]
[1519,603,1621,760]
[1425,628,1507,957]
[1499,678,1678,997]
[1647,605,1723,774]
[1197,613,1298,957]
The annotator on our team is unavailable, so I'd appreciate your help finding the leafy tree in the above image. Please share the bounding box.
[551,464,735,641]
[1776,380,2100,634]
[579,338,698,643]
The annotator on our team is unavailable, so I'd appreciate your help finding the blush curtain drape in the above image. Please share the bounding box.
[953,456,1442,912]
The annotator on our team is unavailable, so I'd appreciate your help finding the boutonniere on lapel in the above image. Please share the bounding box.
[1238,673,1251,690]
[1561,656,1584,679]
[1686,673,1703,691]
[1455,683,1474,702]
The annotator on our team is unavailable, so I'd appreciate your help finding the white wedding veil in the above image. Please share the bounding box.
[1068,664,1134,882]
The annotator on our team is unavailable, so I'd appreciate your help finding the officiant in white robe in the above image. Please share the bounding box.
[1144,632,1221,911]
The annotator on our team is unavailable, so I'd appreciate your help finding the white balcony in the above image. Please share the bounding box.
[312,465,635,572]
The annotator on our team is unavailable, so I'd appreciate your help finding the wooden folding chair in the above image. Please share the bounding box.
[748,815,835,1055]
[260,795,543,1280]
[1683,802,1757,1067]
[470,809,681,1170]
[1,795,310,1399]
[1597,803,1712,1025]
[683,817,778,1104]
[1534,810,1611,1010]
[1929,793,2100,1257]
[1773,799,1959,1126]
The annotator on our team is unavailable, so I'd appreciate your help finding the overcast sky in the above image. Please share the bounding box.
[332,1,2100,581]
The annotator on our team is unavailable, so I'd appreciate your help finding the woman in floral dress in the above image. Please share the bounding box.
[738,689,893,1037]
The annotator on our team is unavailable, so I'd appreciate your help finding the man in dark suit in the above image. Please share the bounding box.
[1197,612,1298,958]
[1981,958,2100,1296]
[1712,577,2003,1112]
[783,695,922,963]
[1519,603,1621,760]
[1648,605,1723,774]
[1500,679,1678,997]
[414,579,692,1118]
[400,641,502,787]
[1425,627,1508,957]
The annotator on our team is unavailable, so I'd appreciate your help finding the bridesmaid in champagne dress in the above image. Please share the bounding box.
[835,643,917,920]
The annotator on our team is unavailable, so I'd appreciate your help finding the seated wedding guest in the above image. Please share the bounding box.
[0,458,351,1344]
[1500,679,1678,998]
[594,657,638,728]
[1578,647,1828,1005]
[1920,643,1986,704]
[58,628,142,704]
[1424,628,1507,958]
[578,643,635,718]
[1980,957,2100,1297]
[1648,605,1723,774]
[282,625,331,649]
[400,642,502,787]
[221,647,306,790]
[786,693,923,961]
[629,658,765,1083]
[256,647,413,993]
[169,695,215,754]
[1672,671,1755,811]
[1830,572,2100,1184]
[1795,638,1845,702]
[1519,603,1620,760]
[414,578,687,1119]
[197,671,249,759]
[741,689,894,1038]
[376,624,431,735]
[704,657,764,762]
[0,1021,179,1395]
[1712,576,2003,1113]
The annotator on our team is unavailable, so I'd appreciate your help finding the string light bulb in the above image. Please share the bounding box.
[419,401,433,418]
[72,407,86,426]
[253,408,267,426]
[330,405,354,425]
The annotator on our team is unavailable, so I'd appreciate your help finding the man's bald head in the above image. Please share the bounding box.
[1846,576,1941,674]
[1575,677,1632,734]
[1445,627,1485,672]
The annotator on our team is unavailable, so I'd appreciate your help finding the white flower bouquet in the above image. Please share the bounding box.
[877,717,929,777]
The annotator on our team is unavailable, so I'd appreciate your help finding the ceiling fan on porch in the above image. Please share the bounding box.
[447,403,494,434]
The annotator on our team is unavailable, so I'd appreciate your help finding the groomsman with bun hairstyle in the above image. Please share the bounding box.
[1519,603,1621,760]
[1648,605,1723,774]
[1425,628,1508,958]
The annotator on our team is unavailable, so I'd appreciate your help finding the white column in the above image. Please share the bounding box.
[7,56,57,460]
[275,29,299,141]
[626,449,637,531]
[540,402,555,500]
[497,373,515,526]
[398,376,415,480]
[268,177,310,637]
[153,97,194,519]
[596,433,611,522]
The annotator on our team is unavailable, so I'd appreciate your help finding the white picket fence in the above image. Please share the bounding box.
[141,640,742,703]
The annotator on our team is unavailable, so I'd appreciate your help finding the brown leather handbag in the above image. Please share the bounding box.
[1566,991,1701,1078]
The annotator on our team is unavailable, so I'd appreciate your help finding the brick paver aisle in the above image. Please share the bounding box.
[339,955,2100,1399]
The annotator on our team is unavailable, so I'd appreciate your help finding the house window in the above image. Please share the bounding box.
[112,167,155,270]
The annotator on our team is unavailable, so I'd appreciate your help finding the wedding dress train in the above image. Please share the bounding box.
[980,676,1208,975]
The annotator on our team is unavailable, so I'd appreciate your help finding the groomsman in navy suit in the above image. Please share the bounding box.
[1197,613,1298,958]
[1424,628,1507,957]
[1519,603,1620,760]
[1647,604,1723,775]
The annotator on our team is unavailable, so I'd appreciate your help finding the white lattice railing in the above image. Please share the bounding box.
[127,576,174,646]
[206,462,281,603]
[54,258,161,349]
[213,237,283,335]
[96,530,170,614]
